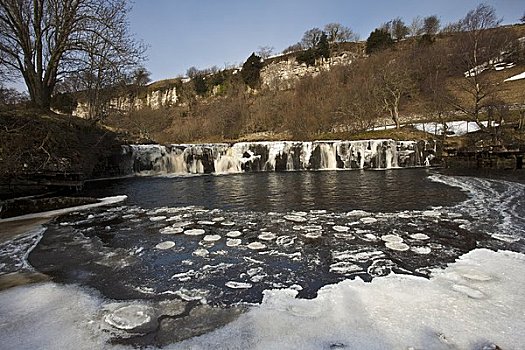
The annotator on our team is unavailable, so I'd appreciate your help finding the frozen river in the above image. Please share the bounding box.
[1,168,525,349]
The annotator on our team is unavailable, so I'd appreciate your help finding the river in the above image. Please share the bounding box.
[1,168,524,349]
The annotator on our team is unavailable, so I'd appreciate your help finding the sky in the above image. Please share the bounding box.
[129,0,525,83]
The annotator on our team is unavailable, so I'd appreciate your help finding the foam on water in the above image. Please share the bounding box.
[429,174,525,244]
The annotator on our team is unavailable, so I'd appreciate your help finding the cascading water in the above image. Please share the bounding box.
[122,139,436,176]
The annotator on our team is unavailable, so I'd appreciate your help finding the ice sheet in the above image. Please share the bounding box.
[1,249,524,349]
[0,196,128,223]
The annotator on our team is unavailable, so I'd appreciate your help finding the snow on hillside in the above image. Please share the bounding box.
[504,71,525,82]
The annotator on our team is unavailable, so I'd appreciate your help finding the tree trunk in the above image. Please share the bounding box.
[393,104,400,129]
[24,74,52,110]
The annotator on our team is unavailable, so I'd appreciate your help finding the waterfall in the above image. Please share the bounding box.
[318,142,338,170]
[122,139,437,176]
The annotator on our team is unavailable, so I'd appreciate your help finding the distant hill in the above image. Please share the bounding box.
[52,24,525,144]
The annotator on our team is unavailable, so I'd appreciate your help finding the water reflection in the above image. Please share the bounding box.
[81,169,466,212]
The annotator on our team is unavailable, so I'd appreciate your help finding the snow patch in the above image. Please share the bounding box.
[504,71,525,82]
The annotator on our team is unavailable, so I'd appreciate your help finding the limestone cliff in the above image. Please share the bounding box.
[260,51,357,90]
[72,47,360,118]
[73,86,178,119]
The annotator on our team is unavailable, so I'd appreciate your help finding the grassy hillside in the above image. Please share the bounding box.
[97,24,525,145]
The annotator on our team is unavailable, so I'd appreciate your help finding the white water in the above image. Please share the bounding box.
[124,139,433,175]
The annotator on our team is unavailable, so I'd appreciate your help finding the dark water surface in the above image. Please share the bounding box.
[81,169,467,212]
[16,169,523,310]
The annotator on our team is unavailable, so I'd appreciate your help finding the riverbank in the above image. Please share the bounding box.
[0,108,147,199]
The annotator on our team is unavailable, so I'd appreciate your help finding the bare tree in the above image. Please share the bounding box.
[324,23,356,43]
[391,18,409,41]
[450,4,513,130]
[372,52,414,129]
[282,43,303,54]
[423,15,440,36]
[301,28,324,49]
[521,12,525,23]
[132,67,151,86]
[412,42,455,137]
[409,16,424,37]
[0,0,144,110]
[441,21,463,34]
[0,85,28,105]
[257,46,274,59]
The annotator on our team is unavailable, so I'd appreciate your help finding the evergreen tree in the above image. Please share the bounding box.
[296,49,316,66]
[365,29,394,54]
[194,75,208,95]
[241,53,263,89]
[316,33,330,59]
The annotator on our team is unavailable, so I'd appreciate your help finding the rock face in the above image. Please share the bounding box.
[72,50,357,118]
[119,139,438,176]
[260,52,357,90]
[73,86,178,119]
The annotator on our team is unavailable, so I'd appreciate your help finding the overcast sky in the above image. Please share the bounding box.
[129,0,524,82]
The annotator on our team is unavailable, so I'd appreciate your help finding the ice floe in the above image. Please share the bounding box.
[385,241,410,251]
[409,233,430,240]
[202,235,221,242]
[155,241,175,250]
[303,231,322,239]
[225,281,252,289]
[226,230,243,238]
[226,239,242,247]
[360,217,377,224]
[197,220,215,226]
[159,227,184,235]
[411,246,432,254]
[247,242,267,250]
[104,304,156,331]
[381,234,403,243]
[149,216,167,222]
[283,215,308,223]
[275,235,295,247]
[184,229,206,236]
[258,233,277,241]
[330,261,362,274]
[422,210,441,217]
[192,248,209,257]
